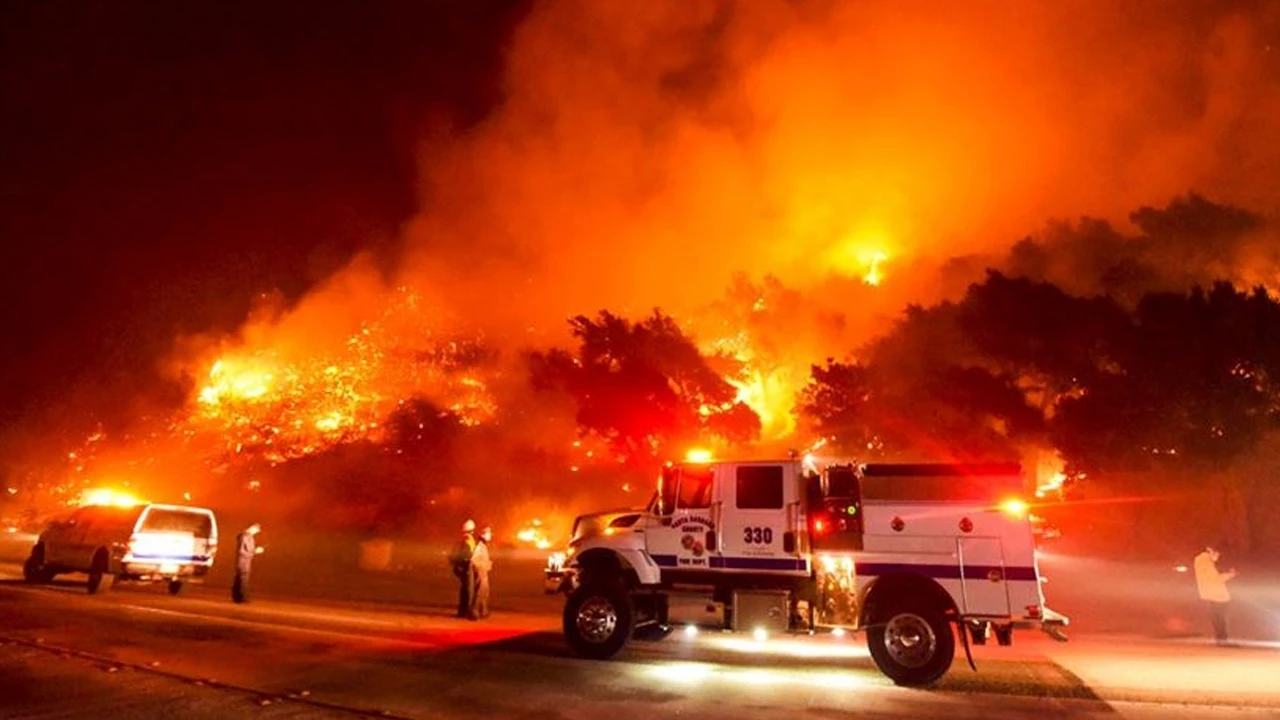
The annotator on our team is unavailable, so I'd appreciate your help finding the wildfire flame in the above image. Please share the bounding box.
[186,287,498,465]
[862,251,888,287]
[703,329,799,440]
[515,518,553,550]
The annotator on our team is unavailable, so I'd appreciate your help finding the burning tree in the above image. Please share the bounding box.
[528,310,761,465]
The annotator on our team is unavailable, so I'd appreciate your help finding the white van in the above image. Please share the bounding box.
[23,503,218,595]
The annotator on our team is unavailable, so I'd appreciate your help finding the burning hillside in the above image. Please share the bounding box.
[187,286,498,466]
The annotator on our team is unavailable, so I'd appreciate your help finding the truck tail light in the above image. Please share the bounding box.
[810,512,833,537]
[1026,605,1042,619]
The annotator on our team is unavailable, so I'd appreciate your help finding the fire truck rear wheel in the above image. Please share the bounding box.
[564,581,634,659]
[867,604,955,687]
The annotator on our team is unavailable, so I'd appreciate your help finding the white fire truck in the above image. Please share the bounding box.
[545,455,1068,686]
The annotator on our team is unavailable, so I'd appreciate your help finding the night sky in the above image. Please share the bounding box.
[0,1,528,430]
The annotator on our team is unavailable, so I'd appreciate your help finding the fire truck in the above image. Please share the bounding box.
[544,454,1068,687]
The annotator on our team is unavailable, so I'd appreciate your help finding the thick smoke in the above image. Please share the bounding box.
[180,0,1280,371]
[395,0,1280,327]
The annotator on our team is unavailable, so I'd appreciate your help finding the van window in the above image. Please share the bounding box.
[736,465,784,509]
[141,509,213,536]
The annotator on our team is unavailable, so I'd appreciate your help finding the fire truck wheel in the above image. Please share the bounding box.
[867,604,955,687]
[168,580,185,596]
[564,581,634,659]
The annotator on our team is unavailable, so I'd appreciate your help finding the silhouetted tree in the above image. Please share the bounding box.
[529,310,760,463]
[1052,282,1280,475]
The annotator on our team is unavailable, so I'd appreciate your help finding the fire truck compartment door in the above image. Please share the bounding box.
[718,464,806,573]
[957,537,1011,617]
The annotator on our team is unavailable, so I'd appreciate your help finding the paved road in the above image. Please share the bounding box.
[2,563,1278,720]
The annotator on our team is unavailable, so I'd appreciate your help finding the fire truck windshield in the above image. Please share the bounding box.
[657,467,679,516]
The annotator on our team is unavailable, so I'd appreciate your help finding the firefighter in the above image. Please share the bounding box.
[450,519,477,618]
[1194,542,1237,645]
[469,526,493,620]
[231,522,263,604]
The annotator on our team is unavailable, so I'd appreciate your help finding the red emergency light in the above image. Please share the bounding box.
[810,511,832,537]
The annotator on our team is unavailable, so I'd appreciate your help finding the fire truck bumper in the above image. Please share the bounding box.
[1038,606,1070,641]
[544,567,577,595]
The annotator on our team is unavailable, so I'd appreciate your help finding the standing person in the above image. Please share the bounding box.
[231,522,263,604]
[449,520,477,618]
[1194,542,1237,645]
[469,526,493,620]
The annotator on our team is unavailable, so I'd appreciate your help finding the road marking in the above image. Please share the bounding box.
[117,602,451,648]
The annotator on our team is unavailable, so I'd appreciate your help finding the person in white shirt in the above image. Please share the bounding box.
[1193,543,1237,645]
[469,526,493,620]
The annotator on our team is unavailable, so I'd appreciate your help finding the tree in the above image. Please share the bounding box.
[796,359,880,454]
[955,271,1130,416]
[796,357,1041,462]
[1052,282,1280,475]
[528,310,760,463]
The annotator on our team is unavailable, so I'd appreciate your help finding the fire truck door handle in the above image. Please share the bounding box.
[711,502,722,551]
[785,501,800,554]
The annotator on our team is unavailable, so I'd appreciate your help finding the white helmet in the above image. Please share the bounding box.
[462,519,476,533]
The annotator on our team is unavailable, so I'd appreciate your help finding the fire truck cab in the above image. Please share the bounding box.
[546,455,1067,687]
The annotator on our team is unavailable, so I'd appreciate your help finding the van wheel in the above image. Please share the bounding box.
[867,603,955,687]
[168,580,184,596]
[23,547,54,584]
[564,581,633,659]
[86,551,109,595]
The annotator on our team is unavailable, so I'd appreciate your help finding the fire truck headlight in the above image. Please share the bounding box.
[752,627,768,642]
[684,624,698,638]
[831,627,847,638]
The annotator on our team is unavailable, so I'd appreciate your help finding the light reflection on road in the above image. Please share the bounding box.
[644,659,872,690]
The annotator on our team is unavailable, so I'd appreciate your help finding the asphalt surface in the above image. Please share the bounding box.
[2,555,1279,720]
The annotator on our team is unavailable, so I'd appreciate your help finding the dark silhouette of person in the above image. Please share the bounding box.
[449,519,477,618]
[231,522,263,604]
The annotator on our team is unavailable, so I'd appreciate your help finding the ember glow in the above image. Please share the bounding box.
[80,488,144,508]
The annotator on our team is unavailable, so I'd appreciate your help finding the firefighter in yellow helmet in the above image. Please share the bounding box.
[450,519,477,618]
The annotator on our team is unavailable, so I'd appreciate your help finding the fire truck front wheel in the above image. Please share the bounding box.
[564,581,634,659]
[867,604,955,687]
